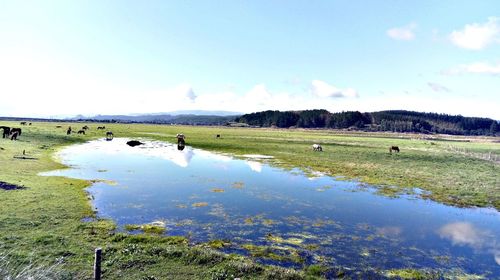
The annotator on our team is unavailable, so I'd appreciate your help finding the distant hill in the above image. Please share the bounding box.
[165,110,242,116]
[2,109,498,135]
[235,110,499,136]
[73,113,238,126]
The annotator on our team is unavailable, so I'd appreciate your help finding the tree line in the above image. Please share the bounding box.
[234,110,499,136]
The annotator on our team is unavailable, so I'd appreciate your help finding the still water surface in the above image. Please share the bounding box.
[43,138,500,277]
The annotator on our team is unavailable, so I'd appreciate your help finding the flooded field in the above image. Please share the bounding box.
[43,138,500,277]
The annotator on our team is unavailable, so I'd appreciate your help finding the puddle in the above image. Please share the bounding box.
[41,138,500,277]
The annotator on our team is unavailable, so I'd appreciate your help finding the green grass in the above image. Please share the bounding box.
[0,120,499,279]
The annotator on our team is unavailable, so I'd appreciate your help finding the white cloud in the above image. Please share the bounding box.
[245,84,272,105]
[438,222,500,267]
[246,161,262,173]
[449,17,500,50]
[387,23,417,41]
[444,62,500,76]
[438,222,486,248]
[174,84,197,102]
[310,80,358,98]
[427,82,450,93]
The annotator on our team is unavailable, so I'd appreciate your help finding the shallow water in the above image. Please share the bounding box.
[42,138,500,277]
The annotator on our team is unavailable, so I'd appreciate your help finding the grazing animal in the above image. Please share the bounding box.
[67,127,72,135]
[0,126,10,139]
[176,133,186,144]
[10,132,19,140]
[312,144,323,152]
[97,126,106,130]
[77,130,85,135]
[216,134,221,138]
[10,128,21,136]
[106,131,114,141]
[56,125,62,128]
[389,146,400,153]
[28,123,32,125]
[82,125,89,130]
[20,122,26,125]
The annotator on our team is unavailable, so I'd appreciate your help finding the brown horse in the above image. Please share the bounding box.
[389,146,400,153]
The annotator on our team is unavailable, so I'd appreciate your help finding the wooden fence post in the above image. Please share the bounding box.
[94,248,102,280]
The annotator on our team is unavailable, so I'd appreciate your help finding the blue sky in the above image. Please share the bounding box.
[0,1,499,119]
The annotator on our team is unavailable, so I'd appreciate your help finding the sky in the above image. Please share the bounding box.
[0,1,499,119]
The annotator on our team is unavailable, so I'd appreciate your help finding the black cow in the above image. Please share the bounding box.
[10,128,22,140]
[77,130,85,135]
[10,128,21,136]
[10,131,19,140]
[106,131,113,141]
[0,126,10,139]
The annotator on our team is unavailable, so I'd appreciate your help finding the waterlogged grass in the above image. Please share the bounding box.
[0,121,499,279]
[0,121,322,279]
[124,224,165,235]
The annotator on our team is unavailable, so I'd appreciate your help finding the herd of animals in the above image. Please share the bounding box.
[1,122,401,154]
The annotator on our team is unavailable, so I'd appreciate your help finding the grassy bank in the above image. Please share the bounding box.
[0,121,498,279]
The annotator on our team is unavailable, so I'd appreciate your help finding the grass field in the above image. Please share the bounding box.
[0,121,499,279]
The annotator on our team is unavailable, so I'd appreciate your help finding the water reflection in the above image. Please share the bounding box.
[438,222,500,266]
[246,161,262,172]
[42,138,500,277]
[375,226,402,237]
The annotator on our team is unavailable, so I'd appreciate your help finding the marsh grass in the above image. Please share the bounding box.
[0,121,499,279]
[0,252,70,280]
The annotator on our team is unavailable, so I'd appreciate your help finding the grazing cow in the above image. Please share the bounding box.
[10,131,19,140]
[67,127,72,135]
[56,125,62,128]
[176,133,186,144]
[10,128,21,136]
[312,144,323,152]
[106,131,114,141]
[389,146,400,153]
[20,122,26,125]
[216,134,221,138]
[0,126,10,139]
[77,130,85,135]
[82,125,89,130]
[28,123,32,125]
[97,126,105,130]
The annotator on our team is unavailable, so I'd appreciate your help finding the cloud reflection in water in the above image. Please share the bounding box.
[438,222,500,266]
